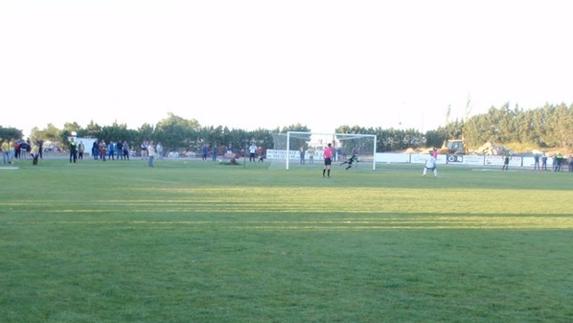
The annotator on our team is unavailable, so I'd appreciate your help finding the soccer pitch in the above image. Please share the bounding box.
[1,160,572,322]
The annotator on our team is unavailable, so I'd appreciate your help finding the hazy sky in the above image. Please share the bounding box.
[1,0,572,135]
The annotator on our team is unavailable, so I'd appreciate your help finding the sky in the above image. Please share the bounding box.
[1,0,573,136]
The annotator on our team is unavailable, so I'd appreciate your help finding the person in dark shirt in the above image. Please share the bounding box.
[553,153,563,172]
[116,141,123,160]
[502,155,510,171]
[38,140,44,159]
[202,144,209,161]
[78,141,85,160]
[92,141,99,160]
[122,141,130,160]
[533,154,540,171]
[69,138,78,163]
[212,144,218,161]
[340,149,359,170]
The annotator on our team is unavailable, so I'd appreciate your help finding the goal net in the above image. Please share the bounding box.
[268,131,377,170]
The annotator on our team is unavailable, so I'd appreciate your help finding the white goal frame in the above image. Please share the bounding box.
[285,131,377,171]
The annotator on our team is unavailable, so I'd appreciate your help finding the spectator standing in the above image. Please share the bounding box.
[533,154,540,171]
[551,154,557,172]
[558,153,564,172]
[9,140,15,162]
[502,154,510,171]
[541,154,548,171]
[202,144,209,161]
[92,141,99,160]
[116,141,123,160]
[140,141,148,159]
[38,140,44,159]
[69,138,78,163]
[147,141,156,167]
[14,140,21,159]
[212,144,217,161]
[107,141,115,160]
[299,146,305,165]
[156,142,163,160]
[17,140,26,159]
[78,141,85,160]
[99,140,107,161]
[249,143,257,162]
[25,139,32,159]
[122,141,130,160]
[1,140,11,165]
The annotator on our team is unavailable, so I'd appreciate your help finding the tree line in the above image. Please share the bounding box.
[462,103,573,149]
[337,103,573,152]
[1,113,310,153]
[2,104,572,153]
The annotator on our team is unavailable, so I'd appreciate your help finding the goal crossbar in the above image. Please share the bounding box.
[287,131,376,138]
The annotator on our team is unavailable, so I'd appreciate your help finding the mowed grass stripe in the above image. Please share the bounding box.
[3,186,573,213]
[5,217,573,229]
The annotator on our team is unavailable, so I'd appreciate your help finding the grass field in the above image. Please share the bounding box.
[1,159,573,322]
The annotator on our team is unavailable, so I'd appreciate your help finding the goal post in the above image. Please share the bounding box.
[269,131,377,171]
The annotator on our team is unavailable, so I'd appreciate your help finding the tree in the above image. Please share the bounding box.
[249,128,274,149]
[454,103,573,150]
[0,126,23,141]
[280,123,311,133]
[60,122,83,145]
[278,124,312,151]
[30,124,61,144]
[100,122,135,144]
[82,121,102,138]
[424,129,446,148]
[136,123,155,146]
[154,113,201,151]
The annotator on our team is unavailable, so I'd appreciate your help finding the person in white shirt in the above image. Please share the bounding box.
[423,151,438,176]
[249,143,257,162]
[156,142,163,159]
[147,141,156,167]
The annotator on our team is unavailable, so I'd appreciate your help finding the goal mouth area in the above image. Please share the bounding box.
[269,131,377,171]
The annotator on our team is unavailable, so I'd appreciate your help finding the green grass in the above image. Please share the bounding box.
[1,159,572,322]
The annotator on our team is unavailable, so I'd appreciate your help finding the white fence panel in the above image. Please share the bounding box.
[461,155,484,166]
[266,149,299,160]
[375,153,410,163]
[410,154,428,164]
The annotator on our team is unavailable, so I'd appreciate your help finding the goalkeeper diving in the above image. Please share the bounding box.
[340,149,359,170]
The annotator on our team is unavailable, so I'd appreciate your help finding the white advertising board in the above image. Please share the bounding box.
[524,157,537,168]
[375,153,410,163]
[410,154,446,164]
[462,155,484,166]
[266,149,299,160]
[436,155,447,164]
[484,156,505,166]
[484,156,523,167]
[75,137,98,156]
[445,154,464,163]
[410,154,428,164]
[509,158,523,167]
